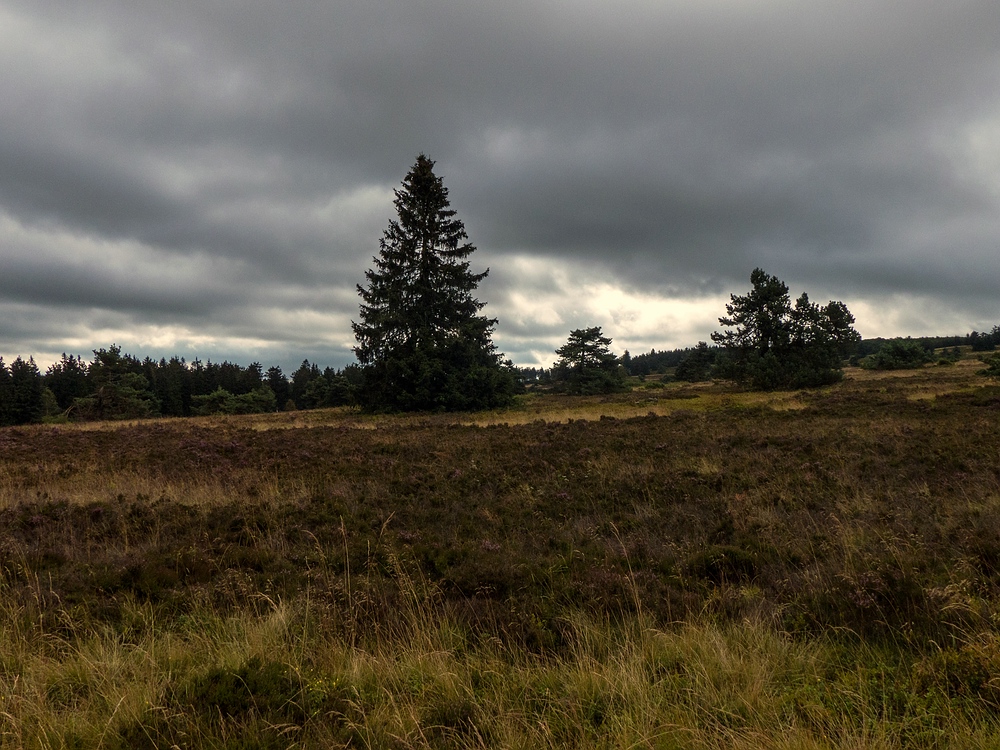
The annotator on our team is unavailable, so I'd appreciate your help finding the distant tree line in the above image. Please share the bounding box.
[3,322,997,427]
[0,344,358,426]
[519,345,713,386]
[5,217,1000,426]
[624,348,691,376]
[518,271,997,390]
[518,323,996,391]
[856,340,935,370]
[851,327,998,358]
[968,326,1000,351]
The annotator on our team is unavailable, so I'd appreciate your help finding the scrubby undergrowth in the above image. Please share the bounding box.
[2,361,1000,748]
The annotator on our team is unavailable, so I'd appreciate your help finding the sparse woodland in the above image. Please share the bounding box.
[1,154,998,424]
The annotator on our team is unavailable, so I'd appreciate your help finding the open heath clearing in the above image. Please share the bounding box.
[2,359,1000,749]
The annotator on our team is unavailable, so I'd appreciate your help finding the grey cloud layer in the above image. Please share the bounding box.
[1,0,998,368]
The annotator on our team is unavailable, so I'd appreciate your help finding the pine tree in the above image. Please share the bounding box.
[675,342,717,382]
[552,327,628,395]
[266,366,291,410]
[8,356,44,425]
[44,353,89,410]
[353,155,517,412]
[73,345,160,420]
[712,269,860,389]
[0,358,12,426]
[290,360,321,408]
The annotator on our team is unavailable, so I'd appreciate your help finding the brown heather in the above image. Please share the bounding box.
[2,358,1000,748]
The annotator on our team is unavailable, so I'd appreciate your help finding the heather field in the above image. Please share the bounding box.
[2,360,1000,748]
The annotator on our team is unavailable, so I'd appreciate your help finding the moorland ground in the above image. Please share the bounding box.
[2,359,1000,748]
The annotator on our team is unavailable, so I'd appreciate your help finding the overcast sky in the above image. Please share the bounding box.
[2,0,999,371]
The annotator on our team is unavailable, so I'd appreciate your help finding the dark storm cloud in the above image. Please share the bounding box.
[1,0,999,368]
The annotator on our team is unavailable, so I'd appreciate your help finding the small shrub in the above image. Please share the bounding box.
[45,666,95,710]
[182,657,301,718]
[114,656,351,748]
[191,385,278,415]
[684,545,757,585]
[978,353,1000,379]
[422,694,481,744]
[861,340,933,370]
[675,342,717,382]
[912,643,1000,706]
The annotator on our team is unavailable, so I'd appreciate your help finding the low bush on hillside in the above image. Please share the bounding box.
[979,352,1000,379]
[861,339,933,370]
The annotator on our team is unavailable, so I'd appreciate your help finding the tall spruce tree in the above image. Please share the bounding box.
[8,356,44,425]
[0,358,12,426]
[353,154,516,412]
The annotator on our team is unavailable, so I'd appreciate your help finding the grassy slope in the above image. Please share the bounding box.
[1,360,1000,748]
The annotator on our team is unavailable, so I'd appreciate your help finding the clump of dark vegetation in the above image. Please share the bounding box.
[551,327,628,394]
[860,338,934,370]
[968,325,1000,352]
[979,352,1000,379]
[115,657,351,749]
[673,341,718,382]
[712,268,861,389]
[0,345,357,426]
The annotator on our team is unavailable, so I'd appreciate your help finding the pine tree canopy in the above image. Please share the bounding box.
[552,327,628,395]
[711,268,861,390]
[352,155,517,412]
